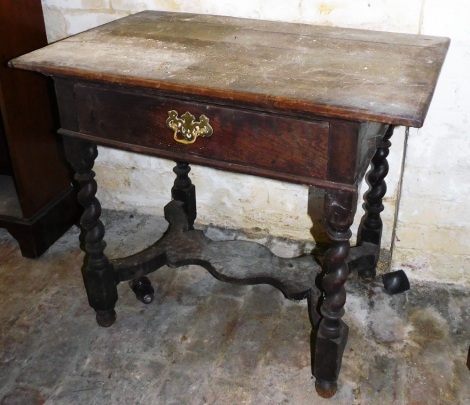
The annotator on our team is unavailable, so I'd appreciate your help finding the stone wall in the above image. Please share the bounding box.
[40,0,470,286]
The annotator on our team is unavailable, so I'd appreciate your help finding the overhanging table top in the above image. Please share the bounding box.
[10,11,449,127]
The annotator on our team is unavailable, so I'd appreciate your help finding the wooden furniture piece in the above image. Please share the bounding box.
[10,11,449,397]
[0,0,80,257]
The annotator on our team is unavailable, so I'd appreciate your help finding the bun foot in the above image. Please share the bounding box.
[96,309,117,327]
[130,276,155,304]
[382,269,410,295]
[358,267,376,281]
[315,379,338,398]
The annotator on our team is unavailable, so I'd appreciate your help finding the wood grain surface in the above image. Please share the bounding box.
[10,11,449,127]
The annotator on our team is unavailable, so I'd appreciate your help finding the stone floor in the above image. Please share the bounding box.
[0,209,469,405]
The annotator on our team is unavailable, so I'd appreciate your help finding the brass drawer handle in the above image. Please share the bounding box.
[166,110,213,145]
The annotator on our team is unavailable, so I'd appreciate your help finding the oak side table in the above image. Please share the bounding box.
[11,11,449,397]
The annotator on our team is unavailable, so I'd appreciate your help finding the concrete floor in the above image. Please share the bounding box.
[0,209,469,405]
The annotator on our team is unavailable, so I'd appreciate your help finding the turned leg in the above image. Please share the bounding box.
[313,189,357,398]
[357,125,394,279]
[172,161,196,229]
[63,137,118,327]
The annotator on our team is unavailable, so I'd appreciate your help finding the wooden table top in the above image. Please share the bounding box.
[10,11,449,127]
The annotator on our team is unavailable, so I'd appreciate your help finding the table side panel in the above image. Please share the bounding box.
[55,79,79,132]
[73,83,330,181]
[327,121,388,184]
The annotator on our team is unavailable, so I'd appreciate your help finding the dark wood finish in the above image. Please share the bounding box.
[73,83,329,186]
[116,200,321,298]
[62,136,117,327]
[314,189,357,397]
[0,187,78,258]
[0,0,79,257]
[356,125,395,279]
[0,115,12,174]
[345,126,396,280]
[10,11,449,398]
[172,162,197,229]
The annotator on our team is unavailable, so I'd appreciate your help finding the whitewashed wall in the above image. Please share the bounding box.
[40,0,470,286]
[394,1,470,286]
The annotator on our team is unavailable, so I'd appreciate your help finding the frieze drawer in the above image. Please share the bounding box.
[74,84,329,183]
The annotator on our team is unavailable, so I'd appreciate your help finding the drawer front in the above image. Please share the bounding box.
[75,84,329,181]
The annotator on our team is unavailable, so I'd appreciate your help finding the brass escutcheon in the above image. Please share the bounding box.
[166,110,213,145]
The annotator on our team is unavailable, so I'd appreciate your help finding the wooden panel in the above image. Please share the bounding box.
[10,11,450,127]
[327,121,360,184]
[74,84,329,181]
[0,0,71,217]
[0,111,12,175]
[55,79,79,132]
[327,121,387,184]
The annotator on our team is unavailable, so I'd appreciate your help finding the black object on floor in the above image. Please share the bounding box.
[382,269,410,295]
